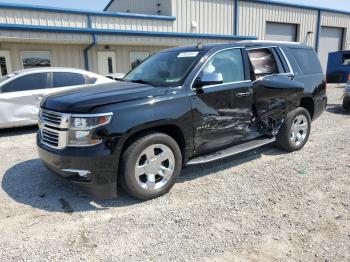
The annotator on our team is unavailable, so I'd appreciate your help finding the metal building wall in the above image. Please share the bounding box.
[89,45,166,73]
[106,0,172,16]
[0,42,85,71]
[171,0,234,35]
[321,11,350,50]
[238,1,318,47]
[0,7,87,27]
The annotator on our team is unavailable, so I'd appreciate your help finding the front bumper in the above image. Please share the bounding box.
[37,134,118,199]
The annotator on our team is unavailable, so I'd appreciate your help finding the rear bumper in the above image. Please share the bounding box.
[313,94,327,120]
[37,134,118,199]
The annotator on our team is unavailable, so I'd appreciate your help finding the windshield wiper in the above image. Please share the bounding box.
[128,79,158,87]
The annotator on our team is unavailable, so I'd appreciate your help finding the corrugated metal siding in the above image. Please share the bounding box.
[97,34,229,46]
[0,8,87,28]
[0,30,91,44]
[107,0,172,16]
[94,0,234,35]
[91,16,173,32]
[238,1,318,47]
[171,0,234,35]
[321,11,350,49]
[0,42,85,71]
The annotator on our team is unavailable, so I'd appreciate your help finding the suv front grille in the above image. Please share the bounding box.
[41,128,59,148]
[39,109,69,149]
[41,110,63,126]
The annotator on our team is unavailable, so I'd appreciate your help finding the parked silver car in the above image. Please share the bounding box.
[0,68,113,129]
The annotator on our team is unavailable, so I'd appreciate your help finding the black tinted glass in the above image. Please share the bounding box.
[201,49,245,83]
[290,48,322,74]
[53,72,86,88]
[2,73,49,93]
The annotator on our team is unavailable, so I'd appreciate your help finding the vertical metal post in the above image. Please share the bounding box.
[234,0,239,35]
[315,10,322,53]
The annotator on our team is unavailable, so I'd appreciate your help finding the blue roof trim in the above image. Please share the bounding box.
[0,2,176,21]
[0,23,257,40]
[103,0,114,12]
[246,0,350,16]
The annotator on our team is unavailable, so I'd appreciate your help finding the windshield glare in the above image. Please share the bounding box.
[124,51,204,87]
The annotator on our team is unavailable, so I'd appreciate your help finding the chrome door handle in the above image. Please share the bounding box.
[236,92,251,97]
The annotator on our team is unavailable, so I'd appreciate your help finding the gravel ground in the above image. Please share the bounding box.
[0,85,349,261]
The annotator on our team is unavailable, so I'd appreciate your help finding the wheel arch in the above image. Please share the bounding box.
[300,97,315,120]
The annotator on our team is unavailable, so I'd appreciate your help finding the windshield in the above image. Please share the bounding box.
[123,51,204,87]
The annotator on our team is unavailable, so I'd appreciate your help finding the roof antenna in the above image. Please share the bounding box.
[196,42,203,49]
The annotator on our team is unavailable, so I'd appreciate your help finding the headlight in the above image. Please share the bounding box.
[67,113,113,146]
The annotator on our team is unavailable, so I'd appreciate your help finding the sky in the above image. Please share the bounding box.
[0,0,349,12]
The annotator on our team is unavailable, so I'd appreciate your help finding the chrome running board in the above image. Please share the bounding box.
[186,136,276,166]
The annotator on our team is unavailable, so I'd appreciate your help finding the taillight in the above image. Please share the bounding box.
[347,73,350,84]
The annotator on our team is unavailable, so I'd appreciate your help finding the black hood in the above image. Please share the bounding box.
[41,82,168,113]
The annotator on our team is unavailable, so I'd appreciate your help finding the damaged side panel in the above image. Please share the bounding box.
[253,75,304,136]
[0,90,46,129]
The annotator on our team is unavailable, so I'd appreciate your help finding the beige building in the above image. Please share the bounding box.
[0,0,349,76]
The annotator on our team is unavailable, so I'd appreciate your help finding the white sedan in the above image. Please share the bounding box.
[0,67,113,129]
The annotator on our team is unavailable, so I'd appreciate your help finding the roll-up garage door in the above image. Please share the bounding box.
[265,22,298,42]
[319,26,343,72]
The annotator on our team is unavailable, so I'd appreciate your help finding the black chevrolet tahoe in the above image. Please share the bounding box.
[37,41,327,200]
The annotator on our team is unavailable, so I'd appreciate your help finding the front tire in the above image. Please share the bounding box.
[276,107,311,152]
[120,132,182,200]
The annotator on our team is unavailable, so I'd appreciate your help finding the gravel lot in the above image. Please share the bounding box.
[0,85,349,261]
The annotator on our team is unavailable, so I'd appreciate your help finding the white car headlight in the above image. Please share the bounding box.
[67,113,113,146]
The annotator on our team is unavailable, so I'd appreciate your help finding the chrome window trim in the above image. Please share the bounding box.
[199,80,252,90]
[190,46,246,90]
[278,47,295,76]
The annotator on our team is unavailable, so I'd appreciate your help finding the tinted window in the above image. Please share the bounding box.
[290,48,322,74]
[342,54,350,66]
[248,48,279,76]
[201,49,244,83]
[53,72,86,88]
[2,73,49,93]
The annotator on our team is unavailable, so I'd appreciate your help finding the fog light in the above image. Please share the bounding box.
[62,169,91,178]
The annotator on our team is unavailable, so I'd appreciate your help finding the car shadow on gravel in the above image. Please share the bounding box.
[2,159,141,213]
[2,146,286,213]
[326,104,350,115]
[0,126,38,138]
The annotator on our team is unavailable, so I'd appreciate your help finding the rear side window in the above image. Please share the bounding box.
[53,72,86,88]
[1,73,49,93]
[290,48,322,74]
[248,49,279,76]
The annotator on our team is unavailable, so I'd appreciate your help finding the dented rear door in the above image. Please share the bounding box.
[0,72,50,128]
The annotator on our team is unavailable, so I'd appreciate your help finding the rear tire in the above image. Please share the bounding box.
[120,132,182,200]
[276,107,311,152]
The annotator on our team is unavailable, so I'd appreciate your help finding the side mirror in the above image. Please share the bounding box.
[197,73,223,88]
